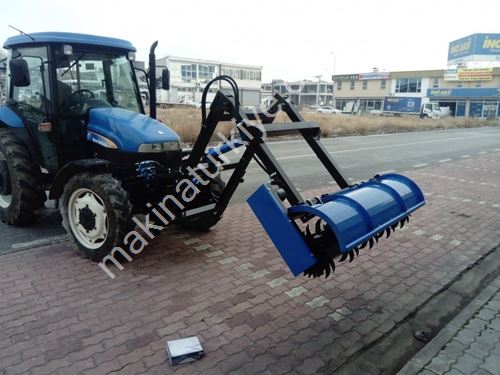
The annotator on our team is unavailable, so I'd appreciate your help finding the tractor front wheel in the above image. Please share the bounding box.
[60,172,133,261]
[0,128,45,225]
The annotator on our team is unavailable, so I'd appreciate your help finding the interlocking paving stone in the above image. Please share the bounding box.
[306,296,330,308]
[285,286,308,298]
[329,312,347,322]
[206,249,224,258]
[266,277,288,288]
[250,269,270,279]
[218,256,238,265]
[194,243,213,251]
[183,238,201,245]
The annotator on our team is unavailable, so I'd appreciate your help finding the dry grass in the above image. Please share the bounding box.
[156,107,498,144]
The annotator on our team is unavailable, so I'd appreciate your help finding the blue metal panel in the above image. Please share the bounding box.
[0,106,24,128]
[87,108,179,152]
[288,174,425,254]
[247,184,317,276]
[4,32,136,51]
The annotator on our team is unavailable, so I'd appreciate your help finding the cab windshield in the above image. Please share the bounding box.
[55,49,141,115]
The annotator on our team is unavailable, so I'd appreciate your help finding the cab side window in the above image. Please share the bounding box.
[11,46,50,121]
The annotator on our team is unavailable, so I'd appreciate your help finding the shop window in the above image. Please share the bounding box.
[395,78,421,93]
[470,101,483,117]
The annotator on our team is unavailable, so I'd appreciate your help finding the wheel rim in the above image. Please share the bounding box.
[68,188,108,249]
[0,150,12,208]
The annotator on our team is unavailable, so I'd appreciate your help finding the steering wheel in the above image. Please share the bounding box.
[62,89,95,113]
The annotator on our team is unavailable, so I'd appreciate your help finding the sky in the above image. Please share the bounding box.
[2,0,500,82]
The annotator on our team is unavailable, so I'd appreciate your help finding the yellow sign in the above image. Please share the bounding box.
[457,68,493,81]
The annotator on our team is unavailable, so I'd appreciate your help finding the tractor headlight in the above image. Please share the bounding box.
[138,141,180,153]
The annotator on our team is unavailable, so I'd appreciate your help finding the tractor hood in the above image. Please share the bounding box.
[87,108,180,152]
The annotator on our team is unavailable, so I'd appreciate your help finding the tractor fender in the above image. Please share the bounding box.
[49,159,111,200]
[0,106,25,128]
[0,106,42,162]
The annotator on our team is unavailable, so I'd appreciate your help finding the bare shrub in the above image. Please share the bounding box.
[155,107,498,144]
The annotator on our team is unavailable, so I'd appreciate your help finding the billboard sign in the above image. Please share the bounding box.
[444,69,459,81]
[358,72,390,80]
[444,68,493,81]
[332,74,359,81]
[427,88,500,98]
[448,33,500,65]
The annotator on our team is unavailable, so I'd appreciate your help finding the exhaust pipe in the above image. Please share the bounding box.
[148,41,158,119]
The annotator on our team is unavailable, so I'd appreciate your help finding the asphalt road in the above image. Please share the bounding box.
[1,126,499,253]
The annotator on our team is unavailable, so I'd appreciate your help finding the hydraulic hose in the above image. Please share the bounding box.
[201,75,240,124]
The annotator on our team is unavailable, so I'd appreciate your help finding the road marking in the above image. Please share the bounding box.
[11,235,68,250]
[277,153,314,160]
[438,159,452,163]
[330,135,488,155]
[378,170,395,174]
[478,151,487,155]
[461,155,470,158]
[274,135,489,161]
[413,163,428,168]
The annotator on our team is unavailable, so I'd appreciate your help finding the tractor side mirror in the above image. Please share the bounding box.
[9,58,30,87]
[161,68,170,90]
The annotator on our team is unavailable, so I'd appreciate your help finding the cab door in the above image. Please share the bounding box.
[9,46,59,173]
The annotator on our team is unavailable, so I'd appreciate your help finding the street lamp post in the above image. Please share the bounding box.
[330,51,336,108]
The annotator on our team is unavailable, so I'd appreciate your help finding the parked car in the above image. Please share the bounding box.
[195,100,212,109]
[317,106,341,114]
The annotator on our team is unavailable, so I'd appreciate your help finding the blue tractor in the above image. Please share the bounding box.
[0,32,425,278]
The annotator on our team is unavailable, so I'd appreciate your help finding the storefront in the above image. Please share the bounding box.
[427,88,500,118]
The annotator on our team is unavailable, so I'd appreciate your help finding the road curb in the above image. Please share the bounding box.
[397,275,500,375]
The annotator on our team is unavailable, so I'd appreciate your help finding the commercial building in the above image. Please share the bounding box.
[156,56,262,106]
[261,80,334,106]
[330,33,500,117]
[332,68,500,117]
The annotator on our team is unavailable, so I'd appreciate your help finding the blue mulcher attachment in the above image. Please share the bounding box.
[248,174,425,278]
[241,93,425,278]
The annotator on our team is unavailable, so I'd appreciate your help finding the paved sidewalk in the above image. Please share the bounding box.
[0,152,500,374]
[399,276,500,375]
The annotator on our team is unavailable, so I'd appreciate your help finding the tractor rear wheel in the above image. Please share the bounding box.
[60,172,133,261]
[0,128,45,225]
[176,174,225,232]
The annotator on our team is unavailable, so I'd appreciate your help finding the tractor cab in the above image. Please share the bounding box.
[2,32,175,174]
